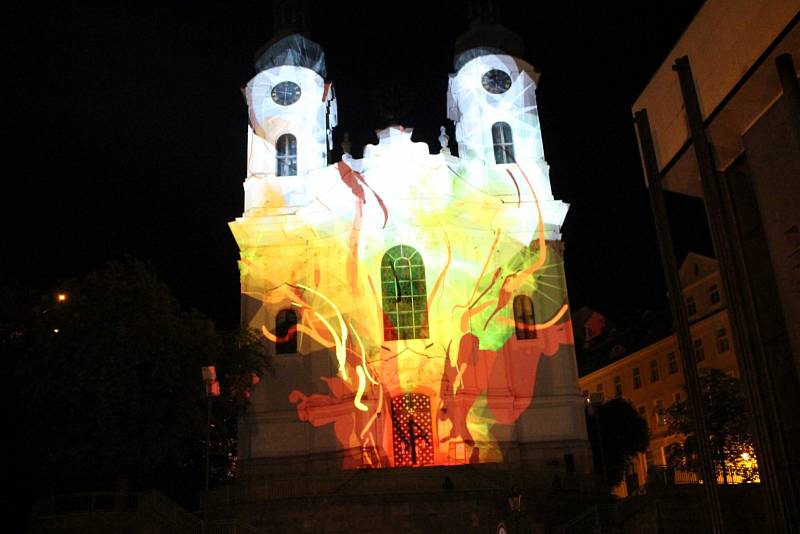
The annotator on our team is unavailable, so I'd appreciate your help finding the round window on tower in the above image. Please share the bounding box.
[481,69,512,94]
[271,81,302,106]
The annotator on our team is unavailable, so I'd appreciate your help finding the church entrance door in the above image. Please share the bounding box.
[390,393,434,466]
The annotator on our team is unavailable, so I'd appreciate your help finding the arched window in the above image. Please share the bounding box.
[275,308,298,353]
[381,245,429,340]
[276,133,297,176]
[492,122,515,164]
[513,295,537,339]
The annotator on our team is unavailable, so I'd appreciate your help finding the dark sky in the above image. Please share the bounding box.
[5,1,710,328]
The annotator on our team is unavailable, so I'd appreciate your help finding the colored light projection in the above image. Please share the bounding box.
[231,50,578,469]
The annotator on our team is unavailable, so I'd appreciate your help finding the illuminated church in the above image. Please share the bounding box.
[229,8,589,484]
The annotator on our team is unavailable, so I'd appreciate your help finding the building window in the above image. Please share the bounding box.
[638,405,647,419]
[513,295,537,339]
[673,391,682,404]
[381,245,429,340]
[650,359,660,382]
[686,296,696,316]
[275,308,298,354]
[716,328,730,353]
[694,339,705,362]
[491,122,515,164]
[276,133,297,176]
[708,284,720,305]
[595,383,604,403]
[633,367,642,389]
[655,399,665,426]
[667,352,678,375]
[613,375,622,398]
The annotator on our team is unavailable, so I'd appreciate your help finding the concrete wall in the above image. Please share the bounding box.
[632,0,800,171]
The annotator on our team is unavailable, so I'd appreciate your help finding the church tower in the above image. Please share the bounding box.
[230,4,589,484]
[241,8,336,212]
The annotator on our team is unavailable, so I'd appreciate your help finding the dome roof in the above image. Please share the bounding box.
[254,33,327,77]
[454,22,524,71]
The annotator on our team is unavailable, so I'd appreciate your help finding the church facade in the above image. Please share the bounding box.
[229,30,589,476]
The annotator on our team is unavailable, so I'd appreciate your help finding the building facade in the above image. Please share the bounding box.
[228,26,590,481]
[579,253,738,494]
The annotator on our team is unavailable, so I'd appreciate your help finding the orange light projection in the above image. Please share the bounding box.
[232,50,579,470]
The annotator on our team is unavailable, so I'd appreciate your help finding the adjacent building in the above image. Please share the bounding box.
[632,0,800,528]
[579,253,738,495]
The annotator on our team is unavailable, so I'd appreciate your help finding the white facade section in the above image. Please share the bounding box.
[243,64,337,211]
[448,54,546,168]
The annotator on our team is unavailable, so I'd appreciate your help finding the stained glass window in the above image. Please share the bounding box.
[381,245,428,340]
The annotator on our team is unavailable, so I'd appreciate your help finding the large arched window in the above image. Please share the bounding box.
[381,245,429,340]
[275,308,298,353]
[276,133,297,176]
[492,122,515,164]
[513,295,537,339]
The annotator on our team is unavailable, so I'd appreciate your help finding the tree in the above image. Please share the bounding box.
[12,258,270,505]
[587,397,650,488]
[665,368,758,483]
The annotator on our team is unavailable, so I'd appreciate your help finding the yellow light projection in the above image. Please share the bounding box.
[231,47,578,469]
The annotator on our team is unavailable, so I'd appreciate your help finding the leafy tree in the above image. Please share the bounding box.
[587,397,650,488]
[12,258,269,505]
[665,368,758,483]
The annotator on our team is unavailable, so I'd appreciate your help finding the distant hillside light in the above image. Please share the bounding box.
[56,293,67,302]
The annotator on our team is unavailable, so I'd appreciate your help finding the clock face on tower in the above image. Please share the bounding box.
[271,81,302,106]
[481,69,512,94]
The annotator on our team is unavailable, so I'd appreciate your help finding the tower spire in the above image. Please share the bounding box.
[454,0,524,70]
[272,0,307,36]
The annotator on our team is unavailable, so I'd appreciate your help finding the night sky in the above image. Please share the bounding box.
[5,1,711,328]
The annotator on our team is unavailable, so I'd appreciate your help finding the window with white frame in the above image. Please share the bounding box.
[633,367,642,389]
[716,328,730,353]
[650,359,660,382]
[708,284,720,305]
[694,339,705,362]
[491,122,515,164]
[276,133,298,176]
[667,352,678,374]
